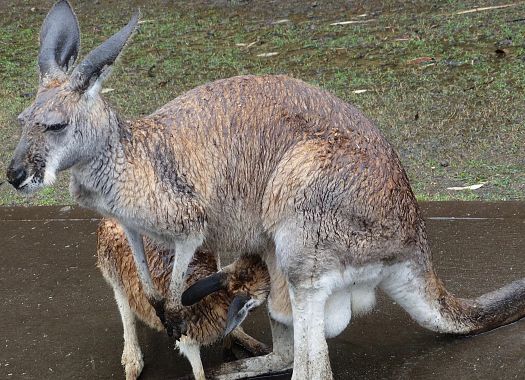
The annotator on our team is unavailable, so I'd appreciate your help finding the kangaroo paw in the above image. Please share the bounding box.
[164,305,187,339]
[149,297,166,325]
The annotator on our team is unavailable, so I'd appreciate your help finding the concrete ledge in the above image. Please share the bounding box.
[1,201,524,221]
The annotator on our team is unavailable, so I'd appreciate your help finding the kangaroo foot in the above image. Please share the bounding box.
[207,352,293,380]
[229,328,271,357]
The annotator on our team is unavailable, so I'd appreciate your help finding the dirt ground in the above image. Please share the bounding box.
[0,202,523,379]
[1,0,524,205]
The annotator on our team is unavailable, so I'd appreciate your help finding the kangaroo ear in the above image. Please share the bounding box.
[70,11,139,95]
[181,272,226,306]
[224,294,259,336]
[39,0,80,81]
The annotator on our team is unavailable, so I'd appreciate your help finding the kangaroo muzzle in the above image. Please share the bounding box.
[6,159,29,189]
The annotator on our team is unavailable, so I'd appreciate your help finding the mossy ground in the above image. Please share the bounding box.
[0,0,524,205]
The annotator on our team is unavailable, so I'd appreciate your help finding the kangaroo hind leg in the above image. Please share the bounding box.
[113,281,144,380]
[207,315,294,379]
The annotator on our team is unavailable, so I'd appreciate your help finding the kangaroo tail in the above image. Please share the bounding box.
[380,261,525,335]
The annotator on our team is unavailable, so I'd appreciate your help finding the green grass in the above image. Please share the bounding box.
[0,0,524,205]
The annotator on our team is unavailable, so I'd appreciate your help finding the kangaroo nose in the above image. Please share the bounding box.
[6,162,27,189]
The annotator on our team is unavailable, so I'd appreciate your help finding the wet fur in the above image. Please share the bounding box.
[8,3,525,379]
[97,219,270,379]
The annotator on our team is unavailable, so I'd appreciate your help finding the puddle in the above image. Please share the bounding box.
[0,202,523,379]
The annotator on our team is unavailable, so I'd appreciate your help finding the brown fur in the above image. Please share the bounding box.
[14,64,524,339]
[7,4,525,378]
[96,218,270,346]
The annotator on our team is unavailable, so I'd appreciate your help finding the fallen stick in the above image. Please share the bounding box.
[330,19,376,26]
[454,3,522,15]
[447,183,487,191]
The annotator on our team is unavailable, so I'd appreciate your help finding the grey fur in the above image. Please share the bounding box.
[6,2,525,379]
[70,11,139,91]
[38,0,80,79]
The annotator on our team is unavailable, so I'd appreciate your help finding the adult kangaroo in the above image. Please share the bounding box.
[7,1,524,379]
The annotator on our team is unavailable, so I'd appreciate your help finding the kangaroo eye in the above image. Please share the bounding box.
[45,122,68,132]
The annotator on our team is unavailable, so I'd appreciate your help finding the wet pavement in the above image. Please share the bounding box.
[0,202,524,379]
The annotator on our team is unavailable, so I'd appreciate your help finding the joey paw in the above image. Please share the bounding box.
[149,298,167,325]
[164,306,187,339]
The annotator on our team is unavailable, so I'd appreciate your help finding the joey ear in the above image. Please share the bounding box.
[70,11,139,94]
[224,294,259,336]
[39,0,80,80]
[181,272,227,306]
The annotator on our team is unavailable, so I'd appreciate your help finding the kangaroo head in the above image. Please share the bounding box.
[181,255,270,336]
[6,0,138,193]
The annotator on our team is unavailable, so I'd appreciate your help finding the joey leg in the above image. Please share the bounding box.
[112,281,144,379]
